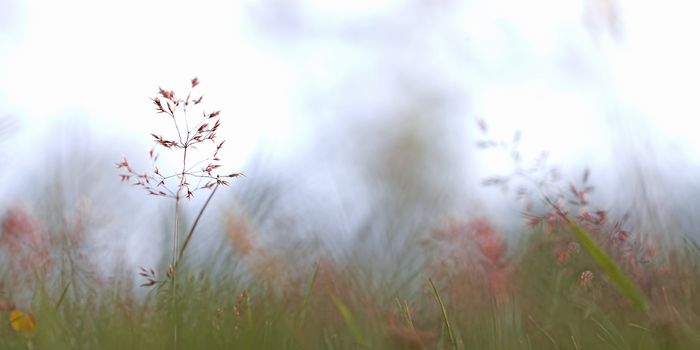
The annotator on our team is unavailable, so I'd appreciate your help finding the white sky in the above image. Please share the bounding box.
[1,0,301,171]
[2,0,700,268]
[1,0,700,203]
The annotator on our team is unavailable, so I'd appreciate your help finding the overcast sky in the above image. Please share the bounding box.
[1,0,699,160]
[1,0,700,249]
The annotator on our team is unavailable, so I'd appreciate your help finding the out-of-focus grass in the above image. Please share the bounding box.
[2,211,700,350]
[568,219,648,312]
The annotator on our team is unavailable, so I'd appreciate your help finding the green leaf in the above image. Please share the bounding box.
[330,294,365,346]
[568,220,648,312]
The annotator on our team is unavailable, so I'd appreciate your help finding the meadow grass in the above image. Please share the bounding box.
[1,210,699,349]
[1,82,699,349]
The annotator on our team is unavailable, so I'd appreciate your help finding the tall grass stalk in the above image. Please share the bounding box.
[116,79,240,349]
[428,277,457,349]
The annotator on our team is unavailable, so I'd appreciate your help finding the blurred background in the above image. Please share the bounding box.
[1,0,699,273]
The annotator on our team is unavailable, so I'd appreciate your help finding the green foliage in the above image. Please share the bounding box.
[568,220,649,312]
[2,221,700,349]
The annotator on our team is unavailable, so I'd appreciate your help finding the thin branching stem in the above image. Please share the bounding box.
[176,182,220,266]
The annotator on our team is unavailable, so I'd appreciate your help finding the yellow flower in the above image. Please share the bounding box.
[9,309,35,334]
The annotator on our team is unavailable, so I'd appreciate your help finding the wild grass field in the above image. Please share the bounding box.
[1,81,699,350]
